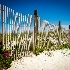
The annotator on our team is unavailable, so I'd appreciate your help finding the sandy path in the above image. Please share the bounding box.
[8,49,70,70]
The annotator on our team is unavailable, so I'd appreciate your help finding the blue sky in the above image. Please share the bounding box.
[0,0,70,33]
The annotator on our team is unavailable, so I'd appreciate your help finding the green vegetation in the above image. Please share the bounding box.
[34,43,70,56]
[0,40,12,70]
[0,48,12,69]
[0,33,2,40]
[56,43,70,50]
[34,45,46,56]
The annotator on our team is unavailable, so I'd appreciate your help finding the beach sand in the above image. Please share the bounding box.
[8,49,70,70]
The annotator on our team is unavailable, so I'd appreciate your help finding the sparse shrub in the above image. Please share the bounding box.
[62,43,70,49]
[55,45,63,50]
[34,46,40,56]
[55,43,70,50]
[34,45,46,56]
[39,47,45,53]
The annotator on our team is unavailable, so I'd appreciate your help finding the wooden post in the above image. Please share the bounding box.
[69,25,70,43]
[1,5,5,49]
[58,21,61,45]
[58,21,61,37]
[33,10,38,51]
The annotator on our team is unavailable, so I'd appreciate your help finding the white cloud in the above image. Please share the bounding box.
[61,25,69,30]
